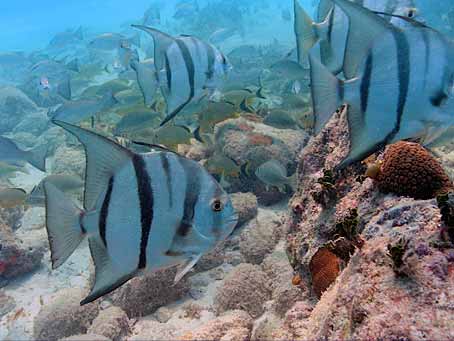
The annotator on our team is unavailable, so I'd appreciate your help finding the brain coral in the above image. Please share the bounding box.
[377,141,453,200]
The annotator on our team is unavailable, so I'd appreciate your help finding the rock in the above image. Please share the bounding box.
[214,264,272,318]
[13,110,50,136]
[239,219,277,265]
[176,310,253,341]
[0,206,23,231]
[153,306,173,323]
[59,334,110,341]
[33,288,100,341]
[261,242,295,292]
[230,192,258,228]
[51,144,85,179]
[283,106,454,338]
[108,267,189,318]
[0,218,44,283]
[0,290,15,317]
[271,281,305,317]
[195,243,226,272]
[129,320,177,341]
[0,86,39,134]
[87,307,130,341]
[214,118,309,205]
[251,311,283,340]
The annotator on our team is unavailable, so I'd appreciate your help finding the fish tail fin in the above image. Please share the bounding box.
[43,183,85,269]
[27,144,48,172]
[294,0,319,62]
[309,52,344,134]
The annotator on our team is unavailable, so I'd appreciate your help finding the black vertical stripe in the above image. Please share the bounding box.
[160,38,196,127]
[205,43,216,80]
[360,54,373,114]
[99,176,114,248]
[177,158,201,237]
[160,152,173,208]
[132,155,154,269]
[164,53,172,93]
[384,29,410,144]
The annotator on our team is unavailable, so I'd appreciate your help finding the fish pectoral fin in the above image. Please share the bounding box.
[174,253,203,284]
[80,237,136,305]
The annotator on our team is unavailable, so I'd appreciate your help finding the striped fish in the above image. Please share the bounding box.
[310,0,454,170]
[294,0,420,76]
[44,120,238,305]
[132,25,231,126]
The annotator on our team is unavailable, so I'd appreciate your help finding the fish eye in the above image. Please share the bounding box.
[211,199,223,212]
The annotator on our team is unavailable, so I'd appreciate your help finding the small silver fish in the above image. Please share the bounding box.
[255,160,296,192]
[50,92,118,124]
[27,174,84,207]
[0,137,47,172]
[0,188,27,208]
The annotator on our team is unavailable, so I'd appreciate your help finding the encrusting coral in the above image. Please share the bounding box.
[376,141,453,199]
[309,247,341,298]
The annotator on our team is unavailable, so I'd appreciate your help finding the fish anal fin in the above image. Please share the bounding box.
[81,237,136,305]
[336,103,378,170]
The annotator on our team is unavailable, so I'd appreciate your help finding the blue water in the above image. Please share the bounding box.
[0,0,317,52]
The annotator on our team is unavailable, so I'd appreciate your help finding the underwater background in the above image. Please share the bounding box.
[0,0,454,340]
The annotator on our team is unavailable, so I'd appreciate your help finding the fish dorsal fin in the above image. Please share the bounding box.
[80,237,135,305]
[52,120,133,210]
[294,0,316,64]
[131,25,175,72]
[332,0,394,79]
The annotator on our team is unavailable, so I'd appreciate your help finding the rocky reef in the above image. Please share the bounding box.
[283,106,454,339]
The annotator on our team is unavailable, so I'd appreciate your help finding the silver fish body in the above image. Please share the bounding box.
[0,136,47,172]
[51,92,117,124]
[44,120,238,305]
[295,0,420,76]
[132,26,231,126]
[310,0,454,170]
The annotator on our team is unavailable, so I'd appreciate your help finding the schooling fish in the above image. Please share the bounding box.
[0,188,27,208]
[89,33,140,51]
[294,0,420,76]
[255,159,296,193]
[0,137,47,172]
[26,174,84,207]
[50,92,118,124]
[131,124,194,151]
[132,25,231,126]
[45,120,238,305]
[310,0,454,170]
